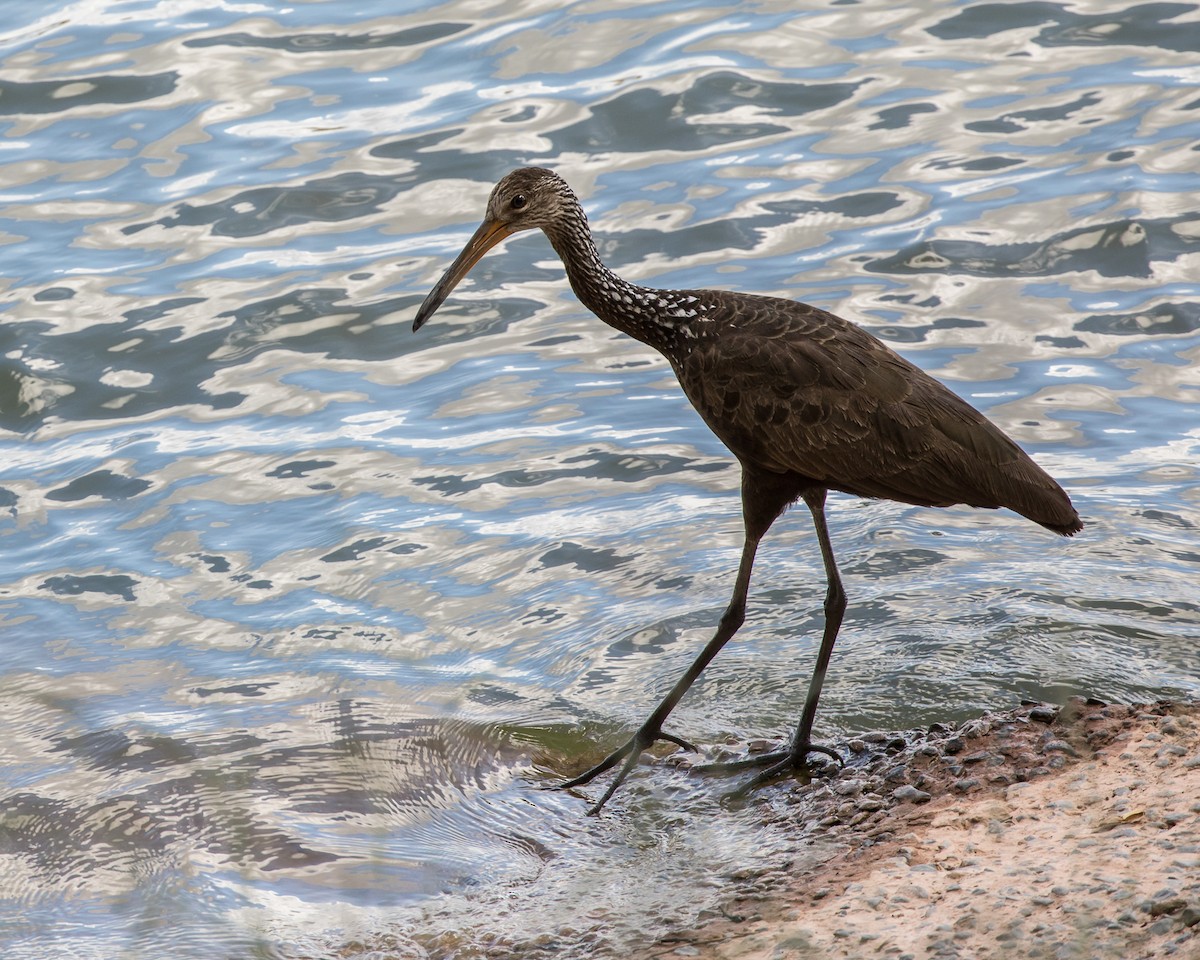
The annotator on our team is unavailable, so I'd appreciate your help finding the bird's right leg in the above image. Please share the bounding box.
[555,535,758,814]
[555,471,798,814]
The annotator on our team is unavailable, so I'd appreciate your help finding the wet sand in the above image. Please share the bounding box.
[650,698,1200,960]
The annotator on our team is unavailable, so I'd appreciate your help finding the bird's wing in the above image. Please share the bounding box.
[673,296,1059,514]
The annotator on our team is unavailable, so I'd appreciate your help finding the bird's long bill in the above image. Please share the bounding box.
[412,217,514,332]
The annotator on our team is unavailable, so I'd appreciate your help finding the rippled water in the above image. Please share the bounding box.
[2,1,1198,957]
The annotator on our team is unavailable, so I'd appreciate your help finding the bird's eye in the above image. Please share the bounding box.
[510,194,527,210]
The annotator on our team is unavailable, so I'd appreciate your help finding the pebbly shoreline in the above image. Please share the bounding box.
[648,698,1200,959]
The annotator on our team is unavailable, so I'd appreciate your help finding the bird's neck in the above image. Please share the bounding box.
[542,203,682,351]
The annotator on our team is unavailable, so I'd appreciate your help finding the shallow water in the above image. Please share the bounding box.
[1,0,1198,957]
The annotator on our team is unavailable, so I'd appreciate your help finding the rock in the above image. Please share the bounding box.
[959,719,991,739]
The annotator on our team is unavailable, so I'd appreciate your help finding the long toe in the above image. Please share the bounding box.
[740,755,803,793]
[741,743,841,795]
[692,748,791,776]
[799,742,844,768]
[551,724,696,810]
[694,739,842,778]
[725,753,826,801]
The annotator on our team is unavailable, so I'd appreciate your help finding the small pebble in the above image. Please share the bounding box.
[1149,899,1188,917]
[893,784,932,803]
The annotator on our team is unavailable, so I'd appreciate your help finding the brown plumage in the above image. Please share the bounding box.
[677,292,1080,532]
[413,167,1082,814]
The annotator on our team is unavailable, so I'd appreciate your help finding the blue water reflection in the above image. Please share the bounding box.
[1,1,1198,958]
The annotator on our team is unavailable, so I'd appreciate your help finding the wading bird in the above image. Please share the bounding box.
[412,167,1082,814]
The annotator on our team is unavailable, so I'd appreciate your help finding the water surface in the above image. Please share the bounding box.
[1,1,1198,957]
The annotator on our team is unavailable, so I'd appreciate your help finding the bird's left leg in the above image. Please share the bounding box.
[700,488,847,789]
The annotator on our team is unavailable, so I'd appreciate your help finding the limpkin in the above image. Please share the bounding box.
[412,167,1082,815]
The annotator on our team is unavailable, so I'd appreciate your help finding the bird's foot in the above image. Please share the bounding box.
[694,741,843,797]
[553,725,697,815]
[697,741,842,775]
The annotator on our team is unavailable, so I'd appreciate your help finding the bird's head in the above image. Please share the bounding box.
[412,167,572,331]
